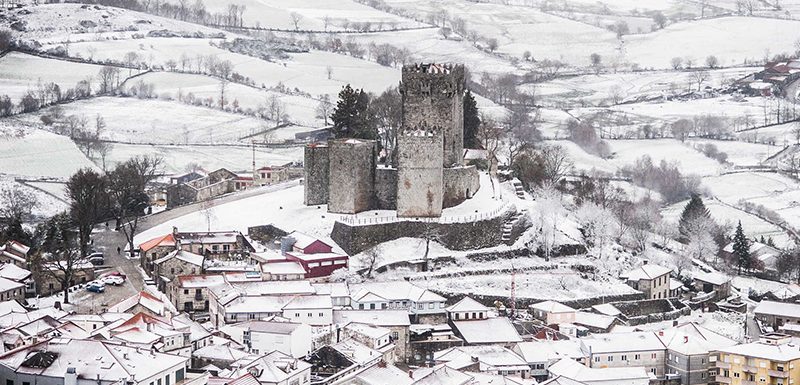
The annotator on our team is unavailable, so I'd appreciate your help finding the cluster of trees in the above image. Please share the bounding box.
[38,107,111,164]
[621,155,701,204]
[564,117,611,158]
[694,142,729,163]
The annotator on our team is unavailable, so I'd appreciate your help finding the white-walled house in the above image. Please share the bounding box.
[349,282,446,321]
[221,320,312,358]
[530,301,576,325]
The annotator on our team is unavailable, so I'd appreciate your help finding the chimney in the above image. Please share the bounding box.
[65,367,78,385]
[642,260,649,265]
[173,226,179,236]
[684,336,689,343]
[658,331,664,336]
[123,352,129,360]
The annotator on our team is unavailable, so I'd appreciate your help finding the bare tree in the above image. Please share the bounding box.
[108,155,163,258]
[97,66,120,95]
[359,247,383,278]
[290,12,301,31]
[534,186,564,261]
[326,65,333,80]
[0,184,38,223]
[670,57,683,70]
[692,70,710,92]
[34,212,88,304]
[200,199,216,233]
[539,144,573,186]
[315,94,333,125]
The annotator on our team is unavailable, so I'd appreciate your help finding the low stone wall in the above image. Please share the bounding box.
[331,206,515,255]
[612,298,691,326]
[442,166,480,208]
[432,290,645,311]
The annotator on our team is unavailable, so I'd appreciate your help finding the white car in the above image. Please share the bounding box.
[101,276,124,286]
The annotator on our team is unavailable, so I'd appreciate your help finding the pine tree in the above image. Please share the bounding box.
[678,194,711,242]
[733,221,751,275]
[463,90,481,149]
[330,84,377,140]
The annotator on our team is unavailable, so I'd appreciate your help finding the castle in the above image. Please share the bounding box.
[304,63,480,217]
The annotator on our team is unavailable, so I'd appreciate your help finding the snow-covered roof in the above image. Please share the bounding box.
[716,340,800,362]
[412,364,474,385]
[333,310,410,327]
[351,281,445,303]
[574,311,617,330]
[621,264,671,281]
[656,322,737,356]
[262,262,306,275]
[0,338,188,380]
[346,322,391,339]
[227,280,316,297]
[591,304,621,317]
[513,340,585,364]
[452,317,522,344]
[107,291,168,316]
[531,300,576,314]
[446,297,489,313]
[312,282,350,298]
[176,274,227,288]
[549,358,649,384]
[226,296,289,314]
[754,300,800,318]
[193,344,251,362]
[0,277,24,292]
[435,345,527,371]
[581,332,665,354]
[669,278,685,291]
[285,251,346,262]
[0,264,31,282]
[354,363,414,385]
[154,249,204,266]
[0,300,27,316]
[694,272,730,286]
[539,377,588,385]
[286,231,325,250]
[234,320,304,335]
[282,295,332,310]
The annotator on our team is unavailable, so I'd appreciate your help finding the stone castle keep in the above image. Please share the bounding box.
[304,63,480,217]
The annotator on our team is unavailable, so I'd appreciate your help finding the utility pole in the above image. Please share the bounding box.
[510,264,516,318]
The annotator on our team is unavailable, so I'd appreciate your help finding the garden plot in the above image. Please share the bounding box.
[56,38,400,96]
[1,3,224,43]
[184,0,421,30]
[104,143,304,175]
[622,17,800,69]
[384,0,620,66]
[19,97,289,145]
[133,72,323,127]
[0,128,97,179]
[0,52,106,100]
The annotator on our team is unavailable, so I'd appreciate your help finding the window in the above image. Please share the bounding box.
[319,313,324,317]
[651,368,657,374]
[429,303,435,309]
[370,303,376,310]
[621,355,627,361]
[594,356,600,363]
[454,313,460,320]
[359,304,364,310]
[6,381,13,385]
[223,244,230,252]
[183,289,189,294]
[608,356,613,362]
[417,303,423,310]
[651,353,657,359]
[295,313,300,317]
[307,313,312,317]
[634,354,640,360]
[158,379,162,385]
[212,245,219,252]
[165,375,170,385]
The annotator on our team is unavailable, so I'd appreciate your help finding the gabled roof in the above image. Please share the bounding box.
[333,310,410,327]
[154,249,204,266]
[193,344,251,362]
[754,300,800,318]
[656,322,737,356]
[108,291,168,316]
[0,263,31,282]
[139,233,176,252]
[226,351,311,383]
[581,332,665,354]
[351,281,445,304]
[286,231,327,250]
[452,317,522,344]
[694,272,730,286]
[446,297,488,313]
[530,300,575,314]
[412,364,474,385]
[549,358,649,384]
[622,264,671,281]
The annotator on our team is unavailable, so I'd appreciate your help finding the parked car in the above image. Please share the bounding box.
[104,271,127,280]
[86,282,105,293]
[88,252,104,266]
[102,276,124,286]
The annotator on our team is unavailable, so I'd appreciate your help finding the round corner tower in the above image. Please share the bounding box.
[396,63,466,218]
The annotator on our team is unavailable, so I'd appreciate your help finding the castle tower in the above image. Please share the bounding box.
[396,63,466,217]
[327,139,377,214]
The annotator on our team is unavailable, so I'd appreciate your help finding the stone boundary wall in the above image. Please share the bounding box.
[442,166,480,208]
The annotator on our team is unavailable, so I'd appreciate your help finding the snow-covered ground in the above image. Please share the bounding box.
[686,139,776,168]
[0,177,69,219]
[0,128,98,179]
[607,139,724,177]
[0,52,107,100]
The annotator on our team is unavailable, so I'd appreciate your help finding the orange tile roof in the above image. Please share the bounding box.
[139,233,175,253]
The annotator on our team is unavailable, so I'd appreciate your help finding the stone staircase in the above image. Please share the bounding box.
[512,180,525,199]
[501,209,527,242]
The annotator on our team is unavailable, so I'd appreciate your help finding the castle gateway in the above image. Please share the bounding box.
[304,63,480,217]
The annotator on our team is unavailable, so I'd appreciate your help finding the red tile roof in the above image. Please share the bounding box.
[138,233,175,253]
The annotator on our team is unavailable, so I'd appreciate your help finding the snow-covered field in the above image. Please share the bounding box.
[0,177,69,219]
[103,143,304,174]
[56,38,400,97]
[0,128,97,179]
[19,96,299,145]
[132,72,323,127]
[686,139,776,167]
[0,52,106,100]
[607,139,723,176]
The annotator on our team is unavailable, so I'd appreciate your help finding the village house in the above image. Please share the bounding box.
[754,300,800,330]
[261,261,306,281]
[169,274,227,313]
[530,301,577,325]
[254,165,290,186]
[349,281,447,323]
[434,345,531,378]
[62,312,133,333]
[712,333,800,385]
[108,290,174,317]
[0,338,190,385]
[722,241,781,273]
[280,232,348,279]
[548,358,650,385]
[191,344,251,370]
[166,168,253,209]
[222,320,312,358]
[0,241,29,268]
[581,331,667,380]
[95,312,192,355]
[446,297,522,347]
[34,261,95,297]
[656,322,737,385]
[139,228,253,276]
[621,263,672,300]
[0,277,25,303]
[333,310,411,363]
[692,272,732,301]
[0,264,33,297]
[154,249,206,291]
[208,280,316,328]
[223,351,312,385]
[512,340,586,382]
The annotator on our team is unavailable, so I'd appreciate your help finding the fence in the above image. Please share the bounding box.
[336,200,513,227]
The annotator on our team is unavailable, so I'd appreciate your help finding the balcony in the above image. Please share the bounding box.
[743,365,758,373]
[716,362,732,369]
[715,376,732,384]
[768,369,789,378]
